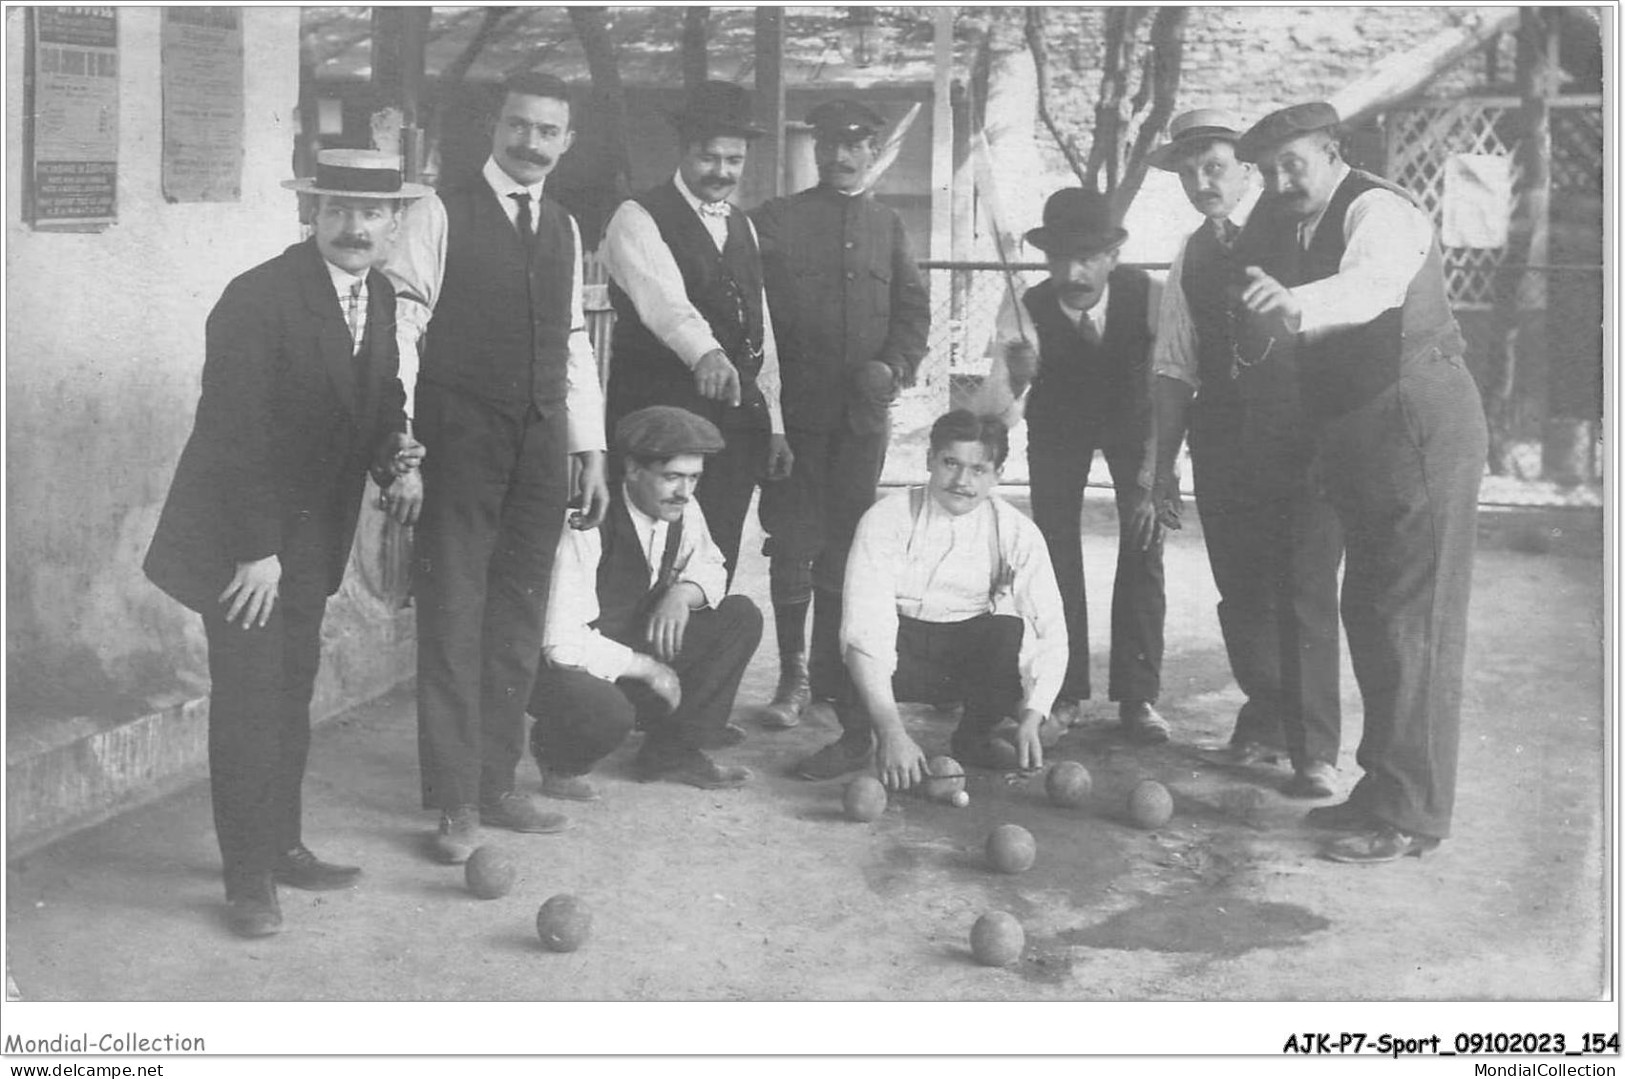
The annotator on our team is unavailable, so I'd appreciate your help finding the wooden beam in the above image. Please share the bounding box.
[752,6,785,201]
[1332,6,1521,124]
[930,6,954,262]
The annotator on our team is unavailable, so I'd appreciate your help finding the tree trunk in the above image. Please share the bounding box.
[683,8,710,91]
[971,6,1044,255]
[568,6,634,246]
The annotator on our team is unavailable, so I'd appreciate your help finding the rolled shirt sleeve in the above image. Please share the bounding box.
[565,214,608,454]
[839,496,904,679]
[541,518,638,682]
[599,200,726,369]
[1150,237,1201,391]
[964,296,1032,427]
[679,498,729,607]
[382,192,450,418]
[1291,188,1432,338]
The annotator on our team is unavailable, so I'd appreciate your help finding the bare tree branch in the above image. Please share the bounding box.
[1112,6,1188,220]
[1025,7,1089,185]
[443,7,516,86]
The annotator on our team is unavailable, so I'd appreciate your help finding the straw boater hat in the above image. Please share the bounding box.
[664,80,767,141]
[1236,102,1341,163]
[1023,188,1127,260]
[1146,108,1249,171]
[281,148,432,199]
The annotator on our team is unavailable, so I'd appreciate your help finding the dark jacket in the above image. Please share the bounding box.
[753,185,930,432]
[144,239,408,613]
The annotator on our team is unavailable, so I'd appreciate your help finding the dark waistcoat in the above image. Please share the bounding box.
[1283,170,1465,419]
[608,180,768,430]
[1023,267,1152,447]
[420,182,574,414]
[592,496,685,648]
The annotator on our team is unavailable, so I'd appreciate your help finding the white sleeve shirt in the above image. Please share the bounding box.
[841,490,1069,717]
[541,494,729,682]
[383,157,606,453]
[1151,185,1262,393]
[599,172,783,433]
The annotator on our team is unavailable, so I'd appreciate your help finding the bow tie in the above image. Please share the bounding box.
[697,200,731,219]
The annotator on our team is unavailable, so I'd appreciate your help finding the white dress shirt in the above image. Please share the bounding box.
[1151,184,1263,391]
[1288,162,1434,340]
[383,157,606,454]
[541,491,729,683]
[325,259,369,353]
[841,488,1069,718]
[598,171,784,433]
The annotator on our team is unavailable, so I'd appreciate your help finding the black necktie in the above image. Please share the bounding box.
[1218,218,1239,250]
[510,192,533,242]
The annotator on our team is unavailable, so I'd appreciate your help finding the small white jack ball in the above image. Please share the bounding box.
[951,790,970,808]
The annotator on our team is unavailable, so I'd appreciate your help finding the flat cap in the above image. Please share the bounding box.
[806,99,884,141]
[615,406,725,459]
[1146,108,1248,171]
[1236,102,1340,162]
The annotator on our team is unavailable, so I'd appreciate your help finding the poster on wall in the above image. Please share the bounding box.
[28,6,119,230]
[160,7,244,202]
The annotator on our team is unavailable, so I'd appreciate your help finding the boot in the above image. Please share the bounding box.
[759,652,811,729]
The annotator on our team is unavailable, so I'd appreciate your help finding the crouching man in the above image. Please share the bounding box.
[796,410,1069,789]
[528,406,763,795]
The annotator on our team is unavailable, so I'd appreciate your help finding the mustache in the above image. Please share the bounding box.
[509,148,552,167]
[333,237,373,250]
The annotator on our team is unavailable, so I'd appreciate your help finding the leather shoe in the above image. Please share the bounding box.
[796,735,875,780]
[1305,799,1374,832]
[636,744,751,789]
[1322,826,1441,863]
[951,734,1020,771]
[697,722,747,750]
[540,770,600,802]
[433,805,482,864]
[273,845,361,891]
[1226,740,1283,766]
[481,791,570,834]
[760,654,810,729]
[1283,761,1337,799]
[225,872,282,939]
[1119,701,1171,744]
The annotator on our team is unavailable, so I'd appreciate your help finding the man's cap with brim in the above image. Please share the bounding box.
[616,406,726,459]
[664,80,767,141]
[281,148,432,199]
[1146,108,1248,171]
[1236,102,1341,163]
[806,99,884,142]
[1024,188,1128,260]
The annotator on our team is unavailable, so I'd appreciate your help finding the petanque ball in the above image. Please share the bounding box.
[536,894,592,952]
[923,755,967,800]
[986,823,1037,874]
[1128,780,1175,829]
[1045,761,1093,807]
[464,845,516,900]
[970,911,1026,967]
[843,775,888,822]
[951,790,971,808]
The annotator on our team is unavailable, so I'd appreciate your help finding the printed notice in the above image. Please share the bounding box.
[161,7,244,202]
[30,7,119,228]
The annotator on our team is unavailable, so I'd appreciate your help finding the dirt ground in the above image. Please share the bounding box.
[3,491,1608,1015]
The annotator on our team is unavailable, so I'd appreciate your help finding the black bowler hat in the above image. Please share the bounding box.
[1024,189,1128,259]
[281,149,432,199]
[1236,102,1341,163]
[806,99,884,142]
[665,80,766,141]
[616,406,726,459]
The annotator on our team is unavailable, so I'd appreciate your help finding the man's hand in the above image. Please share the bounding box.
[694,349,741,407]
[764,433,794,482]
[644,587,693,664]
[219,554,281,630]
[875,729,928,791]
[1152,470,1183,533]
[1013,709,1047,771]
[1125,487,1164,552]
[380,430,425,478]
[1005,339,1039,397]
[1240,266,1302,335]
[381,469,424,525]
[570,450,609,530]
[630,654,682,712]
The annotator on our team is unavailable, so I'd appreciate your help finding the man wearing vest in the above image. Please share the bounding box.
[1236,103,1488,863]
[973,189,1171,745]
[145,150,428,936]
[752,99,931,736]
[1144,109,1345,800]
[804,410,1068,787]
[529,407,761,795]
[601,80,794,601]
[387,73,611,864]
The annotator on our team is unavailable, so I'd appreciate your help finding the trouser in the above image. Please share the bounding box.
[1193,458,1344,769]
[414,384,569,811]
[760,422,888,697]
[1316,350,1487,839]
[203,519,330,894]
[529,595,764,771]
[1028,435,1164,703]
[832,614,1025,751]
[694,428,770,587]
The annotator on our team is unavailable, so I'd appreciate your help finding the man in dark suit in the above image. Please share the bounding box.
[973,189,1170,744]
[145,150,427,938]
[751,99,931,736]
